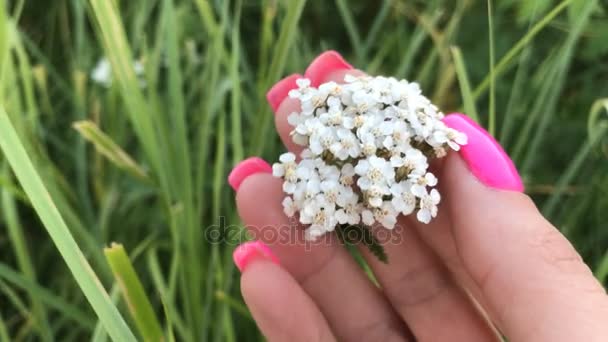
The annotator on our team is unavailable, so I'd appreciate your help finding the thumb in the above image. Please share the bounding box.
[442,113,608,341]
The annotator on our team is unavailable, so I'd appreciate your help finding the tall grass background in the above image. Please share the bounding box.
[0,0,607,340]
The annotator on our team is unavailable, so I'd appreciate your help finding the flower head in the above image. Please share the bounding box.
[272,75,466,240]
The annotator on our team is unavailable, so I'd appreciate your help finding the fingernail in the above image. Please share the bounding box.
[228,157,272,191]
[443,113,524,192]
[304,50,353,86]
[266,73,303,112]
[233,241,280,272]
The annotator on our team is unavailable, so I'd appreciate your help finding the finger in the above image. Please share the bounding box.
[234,242,336,342]
[360,223,499,341]
[267,55,496,340]
[230,163,411,342]
[405,159,501,333]
[440,114,608,341]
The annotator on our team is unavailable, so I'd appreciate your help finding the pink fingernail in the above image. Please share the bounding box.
[443,113,524,192]
[228,157,272,191]
[304,50,353,87]
[233,241,280,272]
[266,73,303,112]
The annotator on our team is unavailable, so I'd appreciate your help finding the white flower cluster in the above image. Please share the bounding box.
[273,75,467,240]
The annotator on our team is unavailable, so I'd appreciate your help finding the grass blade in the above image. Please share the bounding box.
[451,46,479,122]
[73,120,150,182]
[472,0,573,100]
[252,0,306,156]
[104,243,164,342]
[0,105,136,342]
[335,0,364,61]
[487,0,496,135]
[0,264,96,330]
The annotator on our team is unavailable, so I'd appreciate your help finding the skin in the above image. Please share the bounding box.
[234,70,608,341]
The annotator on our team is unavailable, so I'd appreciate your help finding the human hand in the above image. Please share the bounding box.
[228,51,608,341]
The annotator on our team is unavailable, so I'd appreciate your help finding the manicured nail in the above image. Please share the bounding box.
[266,73,303,112]
[443,113,524,192]
[228,157,272,191]
[233,241,280,272]
[304,50,353,86]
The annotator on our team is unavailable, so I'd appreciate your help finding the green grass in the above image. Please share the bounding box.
[0,0,607,340]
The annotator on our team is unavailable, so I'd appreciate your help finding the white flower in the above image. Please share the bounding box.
[365,184,390,208]
[335,189,361,225]
[330,128,360,160]
[272,75,467,239]
[272,152,296,177]
[361,209,375,226]
[409,172,438,198]
[401,149,429,176]
[309,125,336,155]
[360,132,378,156]
[91,57,145,88]
[355,156,395,190]
[273,153,298,192]
[339,163,356,186]
[417,189,441,224]
[91,58,112,87]
[293,177,321,203]
[366,202,398,229]
[300,197,337,235]
[320,179,340,204]
[390,181,417,215]
[282,197,297,217]
[430,126,468,151]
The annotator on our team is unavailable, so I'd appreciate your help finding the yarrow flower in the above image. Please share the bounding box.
[272,75,467,247]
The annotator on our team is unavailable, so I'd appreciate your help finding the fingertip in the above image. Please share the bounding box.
[443,113,524,192]
[228,157,272,191]
[266,73,303,113]
[234,241,280,272]
[305,50,353,86]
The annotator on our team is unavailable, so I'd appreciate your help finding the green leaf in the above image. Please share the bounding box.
[0,263,96,330]
[451,46,479,123]
[104,243,164,342]
[0,105,136,342]
[73,120,150,182]
[337,224,388,264]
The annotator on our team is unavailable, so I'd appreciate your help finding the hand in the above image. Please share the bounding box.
[228,51,608,342]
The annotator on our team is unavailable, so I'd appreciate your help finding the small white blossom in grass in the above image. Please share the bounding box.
[271,74,467,243]
[91,58,112,87]
[91,57,146,88]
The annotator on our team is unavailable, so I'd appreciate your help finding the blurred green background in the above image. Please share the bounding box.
[0,0,607,340]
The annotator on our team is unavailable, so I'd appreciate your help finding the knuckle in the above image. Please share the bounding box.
[352,318,411,342]
[390,263,452,308]
[528,225,587,275]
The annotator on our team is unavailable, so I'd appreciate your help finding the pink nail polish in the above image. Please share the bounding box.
[228,157,272,191]
[266,73,303,112]
[443,113,524,192]
[233,241,280,272]
[304,50,353,87]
